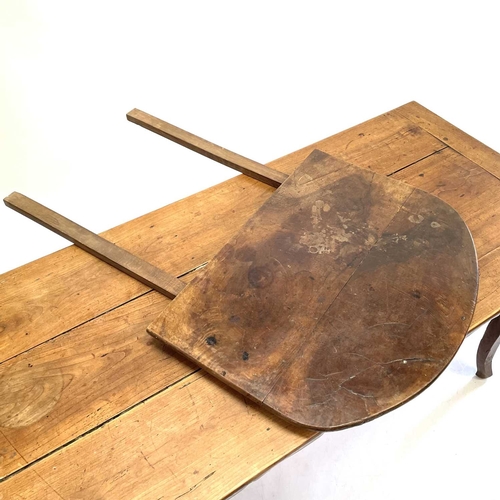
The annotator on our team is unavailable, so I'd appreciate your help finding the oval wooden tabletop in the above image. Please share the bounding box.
[148,150,478,431]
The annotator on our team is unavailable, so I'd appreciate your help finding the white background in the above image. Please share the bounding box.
[1,2,499,499]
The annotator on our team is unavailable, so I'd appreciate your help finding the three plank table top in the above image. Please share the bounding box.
[1,101,500,498]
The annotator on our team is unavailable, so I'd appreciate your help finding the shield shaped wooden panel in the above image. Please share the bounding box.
[148,150,478,430]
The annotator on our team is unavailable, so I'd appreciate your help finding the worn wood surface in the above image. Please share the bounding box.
[266,109,446,176]
[149,150,478,430]
[391,147,500,328]
[0,177,275,363]
[1,102,499,498]
[395,101,500,181]
[0,291,188,477]
[4,192,186,299]
[0,372,315,500]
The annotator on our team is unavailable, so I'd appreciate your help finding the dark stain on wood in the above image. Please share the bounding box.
[148,150,478,431]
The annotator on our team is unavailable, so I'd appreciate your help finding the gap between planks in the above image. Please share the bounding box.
[394,102,500,181]
[0,370,203,485]
[387,146,448,177]
[0,370,316,499]
[0,261,206,367]
[0,264,207,481]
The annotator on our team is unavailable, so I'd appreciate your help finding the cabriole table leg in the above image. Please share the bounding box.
[477,315,500,378]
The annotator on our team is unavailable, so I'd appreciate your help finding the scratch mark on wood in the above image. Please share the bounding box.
[34,470,65,500]
[140,449,155,470]
[368,322,410,329]
[174,471,216,499]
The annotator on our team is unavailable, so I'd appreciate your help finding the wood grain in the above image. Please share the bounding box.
[473,247,500,328]
[4,192,186,299]
[0,291,196,478]
[0,111,441,363]
[127,108,288,188]
[0,372,315,500]
[0,177,274,363]
[0,469,62,499]
[391,147,500,328]
[267,110,446,176]
[149,150,478,430]
[1,102,496,498]
[395,101,500,180]
[0,433,25,477]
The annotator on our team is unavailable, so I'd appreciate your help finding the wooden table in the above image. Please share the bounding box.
[1,101,499,499]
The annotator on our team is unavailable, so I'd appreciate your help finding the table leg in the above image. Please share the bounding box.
[476,315,500,378]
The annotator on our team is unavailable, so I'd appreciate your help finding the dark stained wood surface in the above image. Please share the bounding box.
[148,150,479,430]
[390,147,500,329]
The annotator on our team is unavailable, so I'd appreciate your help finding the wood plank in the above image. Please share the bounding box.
[126,108,444,185]
[474,247,500,327]
[0,110,443,363]
[0,468,63,499]
[267,110,446,176]
[149,151,478,430]
[4,192,186,299]
[391,147,500,328]
[395,101,500,180]
[0,291,199,479]
[0,372,315,500]
[0,433,25,477]
[0,243,144,363]
[127,108,288,188]
[0,176,274,363]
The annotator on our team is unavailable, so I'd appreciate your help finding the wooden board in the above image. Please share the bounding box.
[0,107,447,482]
[0,292,189,474]
[390,147,500,327]
[394,101,500,181]
[1,102,499,498]
[4,192,186,299]
[148,150,478,430]
[127,108,288,188]
[0,372,316,500]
